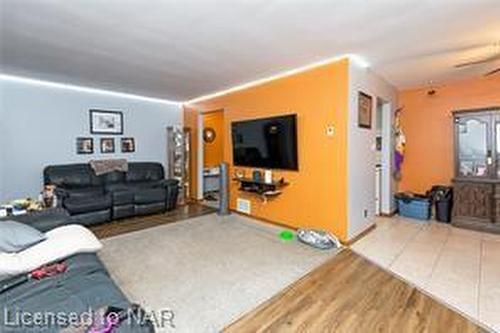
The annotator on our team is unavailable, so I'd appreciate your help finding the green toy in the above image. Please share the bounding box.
[279,230,294,241]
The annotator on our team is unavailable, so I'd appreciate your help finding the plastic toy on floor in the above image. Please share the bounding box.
[279,230,295,241]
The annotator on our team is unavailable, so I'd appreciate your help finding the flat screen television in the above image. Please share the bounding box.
[231,114,298,170]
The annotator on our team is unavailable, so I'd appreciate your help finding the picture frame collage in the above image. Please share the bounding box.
[76,110,135,154]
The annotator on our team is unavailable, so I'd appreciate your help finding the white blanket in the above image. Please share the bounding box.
[0,225,102,281]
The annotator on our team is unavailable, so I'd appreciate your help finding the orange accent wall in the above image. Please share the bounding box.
[186,59,350,240]
[203,110,224,167]
[399,75,500,193]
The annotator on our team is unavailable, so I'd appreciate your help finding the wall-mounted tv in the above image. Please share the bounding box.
[231,114,298,170]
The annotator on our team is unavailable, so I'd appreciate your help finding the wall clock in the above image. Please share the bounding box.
[203,127,216,143]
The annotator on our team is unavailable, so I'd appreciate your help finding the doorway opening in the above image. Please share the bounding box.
[198,109,224,208]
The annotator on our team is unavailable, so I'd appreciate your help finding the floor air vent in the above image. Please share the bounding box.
[236,198,251,214]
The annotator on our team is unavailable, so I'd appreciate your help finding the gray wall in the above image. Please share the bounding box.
[0,79,182,202]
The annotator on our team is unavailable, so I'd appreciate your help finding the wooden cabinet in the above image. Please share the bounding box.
[452,108,500,234]
[453,181,492,221]
[452,179,499,232]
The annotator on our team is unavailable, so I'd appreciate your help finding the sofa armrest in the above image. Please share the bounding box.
[150,179,179,189]
[54,187,72,209]
[163,179,179,211]
[162,179,179,188]
[55,187,70,199]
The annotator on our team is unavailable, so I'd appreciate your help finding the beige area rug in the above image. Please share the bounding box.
[98,213,338,333]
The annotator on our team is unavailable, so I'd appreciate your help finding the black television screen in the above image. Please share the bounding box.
[231,114,298,170]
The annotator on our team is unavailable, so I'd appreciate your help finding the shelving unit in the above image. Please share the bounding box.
[166,126,191,205]
[233,177,289,203]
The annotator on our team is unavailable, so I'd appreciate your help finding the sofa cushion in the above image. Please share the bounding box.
[112,190,135,205]
[135,202,166,216]
[64,195,112,214]
[98,171,126,184]
[4,208,70,233]
[44,164,94,188]
[126,180,166,190]
[106,180,164,193]
[104,183,129,192]
[126,162,164,183]
[69,210,111,226]
[134,188,166,204]
[65,187,104,198]
[113,205,135,219]
[0,221,46,253]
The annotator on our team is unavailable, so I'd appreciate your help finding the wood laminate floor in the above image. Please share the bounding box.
[224,249,488,333]
[90,203,216,238]
[352,216,500,331]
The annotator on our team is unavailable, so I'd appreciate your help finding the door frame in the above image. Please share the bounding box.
[378,98,395,215]
[197,109,225,200]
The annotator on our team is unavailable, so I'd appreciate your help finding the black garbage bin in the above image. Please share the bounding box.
[428,186,453,223]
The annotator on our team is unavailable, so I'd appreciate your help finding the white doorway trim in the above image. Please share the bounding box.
[197,113,204,200]
[380,99,395,215]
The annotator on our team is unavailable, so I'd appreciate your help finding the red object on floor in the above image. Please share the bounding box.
[30,262,67,280]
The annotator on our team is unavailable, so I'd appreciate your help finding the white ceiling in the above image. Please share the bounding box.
[1,0,499,101]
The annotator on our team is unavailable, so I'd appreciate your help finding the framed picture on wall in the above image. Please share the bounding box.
[90,110,123,135]
[358,91,373,129]
[76,137,94,154]
[121,137,135,153]
[100,138,115,154]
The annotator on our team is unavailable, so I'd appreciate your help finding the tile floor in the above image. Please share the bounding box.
[351,216,500,332]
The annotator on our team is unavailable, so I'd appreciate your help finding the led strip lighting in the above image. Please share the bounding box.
[187,54,370,104]
[1,54,370,106]
[0,74,182,106]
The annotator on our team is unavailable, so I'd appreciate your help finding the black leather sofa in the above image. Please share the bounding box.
[43,162,179,226]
